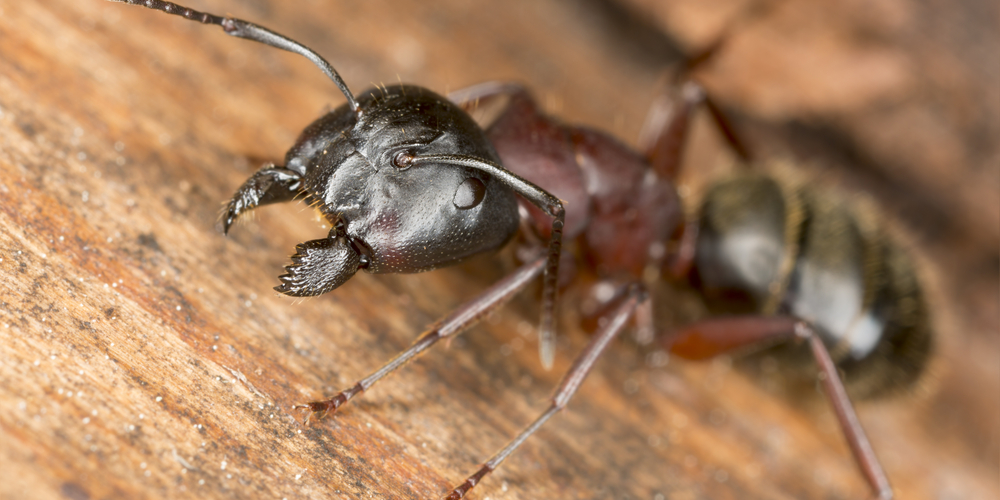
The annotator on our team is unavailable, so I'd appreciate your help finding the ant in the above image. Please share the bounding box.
[112,1,931,498]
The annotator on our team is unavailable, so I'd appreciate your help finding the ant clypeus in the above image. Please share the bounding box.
[111,1,931,498]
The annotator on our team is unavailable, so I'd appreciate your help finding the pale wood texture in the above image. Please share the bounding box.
[0,1,996,499]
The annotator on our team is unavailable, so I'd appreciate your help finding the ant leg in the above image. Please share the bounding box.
[665,315,798,360]
[445,284,647,499]
[794,322,893,500]
[634,296,655,345]
[446,82,527,108]
[639,80,754,180]
[638,80,706,180]
[295,257,546,422]
[704,96,753,162]
[664,317,893,499]
[406,154,565,371]
[222,165,301,233]
[664,0,776,164]
[665,215,701,280]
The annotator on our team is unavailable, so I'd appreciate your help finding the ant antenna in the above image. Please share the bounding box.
[110,0,361,115]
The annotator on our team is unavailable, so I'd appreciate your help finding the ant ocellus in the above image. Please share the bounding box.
[111,1,931,498]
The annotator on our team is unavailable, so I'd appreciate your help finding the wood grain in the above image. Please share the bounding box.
[0,1,996,499]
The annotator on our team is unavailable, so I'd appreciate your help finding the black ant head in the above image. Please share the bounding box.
[115,0,560,303]
[273,85,520,295]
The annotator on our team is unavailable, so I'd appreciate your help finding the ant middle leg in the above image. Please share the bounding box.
[638,76,754,182]
[445,283,648,499]
[632,80,705,280]
[638,80,707,180]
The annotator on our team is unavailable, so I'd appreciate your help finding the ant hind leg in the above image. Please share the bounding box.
[664,316,893,499]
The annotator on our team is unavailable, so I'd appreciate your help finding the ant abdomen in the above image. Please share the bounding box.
[693,170,933,398]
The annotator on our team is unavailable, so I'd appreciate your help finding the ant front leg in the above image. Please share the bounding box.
[664,317,894,500]
[449,82,577,369]
[295,257,546,422]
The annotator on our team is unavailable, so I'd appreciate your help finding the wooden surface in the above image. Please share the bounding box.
[0,1,996,499]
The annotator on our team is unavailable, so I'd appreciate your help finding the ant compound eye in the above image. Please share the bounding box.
[453,177,487,209]
[392,150,415,170]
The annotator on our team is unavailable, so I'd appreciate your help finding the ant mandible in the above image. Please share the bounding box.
[112,1,931,499]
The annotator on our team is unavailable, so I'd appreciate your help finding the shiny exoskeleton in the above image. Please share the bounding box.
[114,1,927,499]
[224,85,522,292]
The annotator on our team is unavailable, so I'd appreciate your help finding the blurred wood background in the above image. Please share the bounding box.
[0,1,996,499]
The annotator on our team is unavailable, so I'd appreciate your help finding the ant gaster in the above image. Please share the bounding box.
[114,2,927,499]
